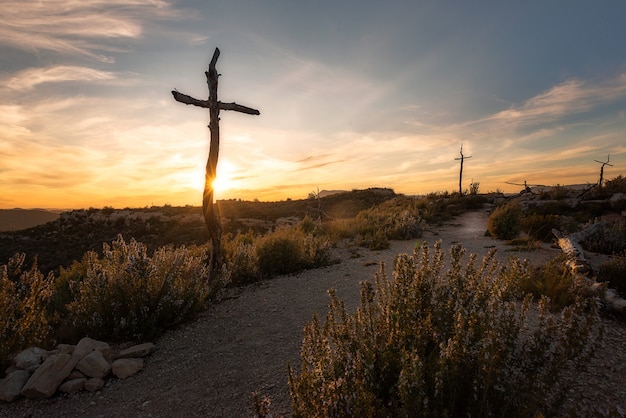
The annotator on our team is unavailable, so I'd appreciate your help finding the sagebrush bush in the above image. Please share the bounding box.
[350,197,424,249]
[256,227,332,277]
[1,254,55,366]
[599,252,626,297]
[581,218,626,255]
[66,235,213,341]
[222,231,261,285]
[289,242,601,417]
[518,254,579,311]
[487,200,522,240]
[521,213,560,242]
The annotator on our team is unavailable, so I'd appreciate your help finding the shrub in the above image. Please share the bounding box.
[256,227,332,277]
[518,255,579,311]
[521,213,560,242]
[222,231,260,286]
[350,197,424,248]
[598,252,626,297]
[487,201,522,240]
[66,236,212,341]
[1,254,55,367]
[581,218,626,255]
[289,242,601,418]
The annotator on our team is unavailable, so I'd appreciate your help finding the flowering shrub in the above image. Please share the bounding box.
[1,254,55,365]
[66,235,212,341]
[487,200,522,240]
[222,231,260,285]
[289,242,601,417]
[256,227,333,277]
[581,218,626,255]
[518,254,580,311]
[599,252,626,297]
[521,213,560,242]
[351,199,424,249]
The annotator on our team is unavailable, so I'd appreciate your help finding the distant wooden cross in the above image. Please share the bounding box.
[172,48,260,269]
[594,154,613,187]
[455,144,472,195]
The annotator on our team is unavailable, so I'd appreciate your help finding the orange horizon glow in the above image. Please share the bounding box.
[1,1,625,211]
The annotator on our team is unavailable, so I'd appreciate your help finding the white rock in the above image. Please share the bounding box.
[84,377,105,392]
[116,343,156,359]
[76,350,111,379]
[21,353,78,399]
[112,358,144,379]
[58,378,87,394]
[73,337,111,361]
[14,347,48,372]
[0,370,30,402]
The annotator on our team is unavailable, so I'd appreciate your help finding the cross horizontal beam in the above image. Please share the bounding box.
[171,91,260,115]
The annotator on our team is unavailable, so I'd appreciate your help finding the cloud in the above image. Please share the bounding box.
[475,74,626,129]
[6,66,116,90]
[0,0,178,62]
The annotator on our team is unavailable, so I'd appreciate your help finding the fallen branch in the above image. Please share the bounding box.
[553,222,626,313]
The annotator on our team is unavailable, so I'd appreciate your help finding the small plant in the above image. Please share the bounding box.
[1,254,55,368]
[469,180,480,195]
[521,213,560,242]
[256,227,332,277]
[581,218,626,255]
[289,242,601,417]
[487,200,522,240]
[598,252,626,297]
[518,254,579,311]
[349,197,424,248]
[222,231,261,285]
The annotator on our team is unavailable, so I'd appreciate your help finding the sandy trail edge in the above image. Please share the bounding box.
[2,210,624,417]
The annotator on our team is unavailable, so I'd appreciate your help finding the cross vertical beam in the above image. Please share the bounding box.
[172,48,260,270]
[594,154,613,188]
[454,144,472,195]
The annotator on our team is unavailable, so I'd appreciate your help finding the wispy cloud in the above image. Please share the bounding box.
[473,74,626,129]
[6,66,117,90]
[0,0,178,62]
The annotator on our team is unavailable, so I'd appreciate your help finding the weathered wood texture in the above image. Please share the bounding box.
[172,48,259,269]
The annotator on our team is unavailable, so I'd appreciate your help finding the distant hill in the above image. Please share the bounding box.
[318,190,347,198]
[0,188,398,275]
[0,209,60,231]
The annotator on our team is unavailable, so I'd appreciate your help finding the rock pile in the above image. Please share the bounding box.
[0,337,154,402]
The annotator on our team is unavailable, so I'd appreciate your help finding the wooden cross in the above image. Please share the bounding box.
[171,48,260,269]
[454,144,472,195]
[594,154,613,188]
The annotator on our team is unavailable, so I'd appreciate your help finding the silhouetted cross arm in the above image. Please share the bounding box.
[171,91,260,115]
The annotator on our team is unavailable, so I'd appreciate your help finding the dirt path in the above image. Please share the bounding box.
[2,210,625,417]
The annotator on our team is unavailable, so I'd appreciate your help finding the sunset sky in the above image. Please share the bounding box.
[1,1,626,209]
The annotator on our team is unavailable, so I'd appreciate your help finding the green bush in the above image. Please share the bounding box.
[66,236,213,341]
[521,213,560,242]
[487,201,522,240]
[256,227,332,277]
[289,242,601,417]
[518,255,580,311]
[350,197,424,249]
[222,231,261,286]
[599,252,626,297]
[1,254,55,366]
[581,218,626,255]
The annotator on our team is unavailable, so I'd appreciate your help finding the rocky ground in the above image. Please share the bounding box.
[2,209,625,417]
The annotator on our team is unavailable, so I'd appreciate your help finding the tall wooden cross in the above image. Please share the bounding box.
[171,48,260,269]
[594,154,613,188]
[454,144,472,195]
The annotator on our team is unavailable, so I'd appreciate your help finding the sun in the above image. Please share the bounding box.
[189,160,237,193]
[211,174,232,193]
